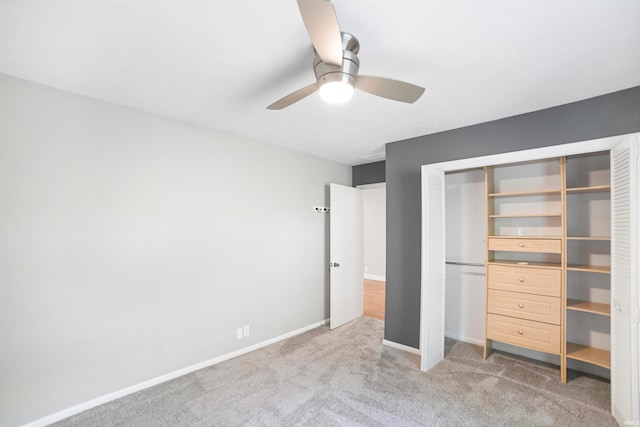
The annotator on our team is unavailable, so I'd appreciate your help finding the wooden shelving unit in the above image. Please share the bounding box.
[566,265,611,274]
[484,155,613,384]
[566,236,611,241]
[484,159,565,374]
[487,235,561,239]
[488,259,561,269]
[489,189,562,198]
[566,299,610,316]
[489,213,562,218]
[566,343,611,369]
[563,152,611,382]
[565,185,611,194]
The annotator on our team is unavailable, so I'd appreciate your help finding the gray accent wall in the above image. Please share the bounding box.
[352,160,385,186]
[385,86,640,348]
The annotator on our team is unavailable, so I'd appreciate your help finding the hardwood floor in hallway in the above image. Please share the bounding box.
[363,279,385,320]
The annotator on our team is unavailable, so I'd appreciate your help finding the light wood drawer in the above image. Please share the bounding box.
[488,265,561,297]
[488,238,561,253]
[487,289,561,325]
[487,314,561,354]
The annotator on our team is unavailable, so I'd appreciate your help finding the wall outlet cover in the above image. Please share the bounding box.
[236,328,243,339]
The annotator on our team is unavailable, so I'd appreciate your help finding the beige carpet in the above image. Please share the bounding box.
[54,317,615,426]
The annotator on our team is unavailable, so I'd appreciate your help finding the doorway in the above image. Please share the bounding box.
[360,183,386,320]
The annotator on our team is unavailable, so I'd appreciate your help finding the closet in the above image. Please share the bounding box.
[564,153,611,379]
[483,153,611,383]
[421,134,638,423]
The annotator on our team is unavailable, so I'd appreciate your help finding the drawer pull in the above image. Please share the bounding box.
[519,243,525,247]
[518,303,525,309]
[519,278,525,283]
[518,329,524,335]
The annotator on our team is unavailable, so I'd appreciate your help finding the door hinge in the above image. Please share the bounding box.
[633,307,639,324]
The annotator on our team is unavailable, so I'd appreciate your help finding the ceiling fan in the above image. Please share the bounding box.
[267,0,425,110]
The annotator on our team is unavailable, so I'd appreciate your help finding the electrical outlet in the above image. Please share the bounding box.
[243,325,250,336]
[236,328,243,339]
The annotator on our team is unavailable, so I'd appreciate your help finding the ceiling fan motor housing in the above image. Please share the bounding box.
[313,32,360,88]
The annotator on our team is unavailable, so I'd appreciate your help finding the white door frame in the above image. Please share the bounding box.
[420,132,639,371]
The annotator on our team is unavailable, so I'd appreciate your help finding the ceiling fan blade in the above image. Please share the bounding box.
[356,75,425,103]
[297,0,343,66]
[267,83,318,110]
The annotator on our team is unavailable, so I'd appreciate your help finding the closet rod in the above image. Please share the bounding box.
[445,261,485,267]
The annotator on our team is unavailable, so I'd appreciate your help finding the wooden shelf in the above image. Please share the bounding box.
[488,259,561,269]
[488,235,561,239]
[486,155,613,383]
[489,189,562,198]
[489,213,562,218]
[567,264,611,274]
[566,343,610,369]
[566,299,610,316]
[566,236,611,241]
[566,185,610,194]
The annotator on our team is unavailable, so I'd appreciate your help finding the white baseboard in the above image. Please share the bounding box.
[23,319,330,427]
[364,274,385,281]
[382,339,421,355]
[444,332,484,347]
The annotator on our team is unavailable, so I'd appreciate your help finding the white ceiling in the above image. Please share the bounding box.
[2,1,639,165]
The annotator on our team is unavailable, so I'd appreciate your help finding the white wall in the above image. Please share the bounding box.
[361,185,386,280]
[0,74,351,427]
[444,170,486,344]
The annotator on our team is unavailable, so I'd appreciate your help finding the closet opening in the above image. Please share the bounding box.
[420,133,639,424]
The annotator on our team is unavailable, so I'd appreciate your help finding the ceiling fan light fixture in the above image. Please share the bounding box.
[266,2,425,110]
[318,71,356,104]
[319,80,354,104]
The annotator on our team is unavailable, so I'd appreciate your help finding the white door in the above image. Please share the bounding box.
[611,137,640,424]
[330,183,364,329]
[420,166,446,371]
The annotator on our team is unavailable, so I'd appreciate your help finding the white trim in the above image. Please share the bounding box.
[23,319,329,427]
[382,339,421,355]
[444,333,484,347]
[364,273,386,281]
[357,182,386,190]
[420,132,640,374]
[425,133,630,172]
